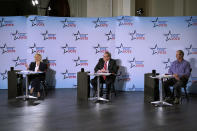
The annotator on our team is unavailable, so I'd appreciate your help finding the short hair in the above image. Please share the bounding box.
[177,50,184,57]
[104,51,111,58]
[34,53,42,61]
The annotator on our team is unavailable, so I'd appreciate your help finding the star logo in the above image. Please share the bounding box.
[129,30,137,40]
[13,56,21,67]
[62,70,69,79]
[164,30,172,41]
[105,30,114,40]
[117,16,125,26]
[152,17,159,27]
[186,16,193,27]
[93,18,101,28]
[93,44,108,54]
[186,44,193,55]
[11,30,20,40]
[150,44,159,55]
[30,43,37,54]
[185,44,197,55]
[74,31,81,40]
[73,57,80,66]
[92,18,108,28]
[164,30,180,41]
[41,30,48,40]
[61,18,69,28]
[116,43,124,54]
[163,58,171,69]
[129,58,136,68]
[0,18,5,27]
[30,16,38,26]
[0,43,8,54]
[62,44,69,53]
[0,70,8,80]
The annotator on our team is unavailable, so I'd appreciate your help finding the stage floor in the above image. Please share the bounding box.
[0,89,197,131]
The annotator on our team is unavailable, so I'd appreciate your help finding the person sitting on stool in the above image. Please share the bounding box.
[91,51,117,99]
[163,50,191,104]
[25,53,47,98]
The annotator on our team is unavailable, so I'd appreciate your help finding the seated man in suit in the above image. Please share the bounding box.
[25,53,47,98]
[164,50,191,104]
[91,51,117,99]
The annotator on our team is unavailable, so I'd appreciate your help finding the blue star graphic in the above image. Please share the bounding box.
[73,57,80,66]
[117,16,125,26]
[93,44,101,53]
[129,30,137,40]
[62,44,69,53]
[74,31,81,40]
[129,58,136,68]
[13,56,21,67]
[116,43,124,54]
[0,70,7,80]
[163,58,171,69]
[152,17,159,27]
[11,30,20,40]
[164,30,172,41]
[41,30,48,40]
[62,70,69,79]
[0,18,5,27]
[186,44,193,55]
[105,30,113,40]
[0,43,8,54]
[150,44,159,55]
[93,18,101,28]
[30,43,37,54]
[61,18,69,28]
[186,16,193,27]
[30,17,38,26]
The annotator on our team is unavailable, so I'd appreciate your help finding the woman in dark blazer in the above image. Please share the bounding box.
[25,53,47,98]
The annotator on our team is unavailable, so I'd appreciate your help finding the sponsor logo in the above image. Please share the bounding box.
[61,18,76,28]
[41,30,56,40]
[93,44,108,54]
[0,18,14,27]
[62,44,77,54]
[152,17,168,27]
[30,16,45,26]
[73,57,88,66]
[129,58,144,68]
[29,43,44,54]
[117,16,133,26]
[11,30,27,40]
[93,18,108,28]
[150,44,167,55]
[164,30,180,41]
[129,30,145,40]
[186,16,197,27]
[0,43,15,54]
[0,70,8,80]
[13,56,27,67]
[105,30,115,40]
[73,31,88,40]
[116,43,132,54]
[62,69,76,79]
[163,58,172,69]
[185,44,197,55]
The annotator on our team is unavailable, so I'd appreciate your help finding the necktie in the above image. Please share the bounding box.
[103,62,107,80]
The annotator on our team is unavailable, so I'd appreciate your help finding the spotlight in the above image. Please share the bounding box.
[32,0,39,6]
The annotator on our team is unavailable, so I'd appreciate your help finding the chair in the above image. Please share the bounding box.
[172,68,192,103]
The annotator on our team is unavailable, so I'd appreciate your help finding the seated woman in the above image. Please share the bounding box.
[25,53,47,98]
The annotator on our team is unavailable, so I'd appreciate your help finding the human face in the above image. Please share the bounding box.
[176,51,183,61]
[34,55,41,62]
[103,53,110,62]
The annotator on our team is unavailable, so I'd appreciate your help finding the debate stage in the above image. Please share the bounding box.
[0,89,197,131]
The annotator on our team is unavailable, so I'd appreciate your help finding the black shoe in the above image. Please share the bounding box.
[106,95,109,100]
[100,91,103,97]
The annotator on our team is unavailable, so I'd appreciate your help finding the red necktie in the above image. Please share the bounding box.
[103,62,107,80]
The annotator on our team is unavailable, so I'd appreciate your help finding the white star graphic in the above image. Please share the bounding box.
[150,44,159,55]
[73,57,80,66]
[105,30,113,40]
[74,31,81,40]
[0,44,8,54]
[129,58,136,68]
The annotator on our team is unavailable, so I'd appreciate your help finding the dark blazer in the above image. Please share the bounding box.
[29,62,47,72]
[94,58,118,81]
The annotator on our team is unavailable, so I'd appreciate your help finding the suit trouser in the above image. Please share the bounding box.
[163,78,186,98]
[91,76,114,95]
